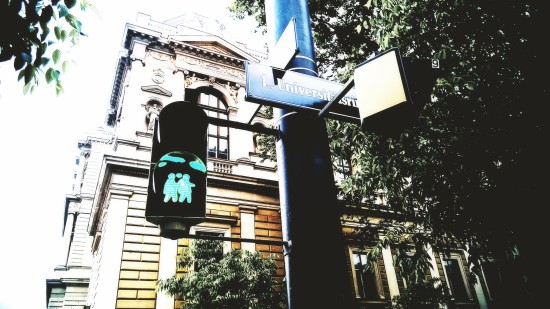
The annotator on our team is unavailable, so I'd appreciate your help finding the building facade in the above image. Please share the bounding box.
[46,12,500,309]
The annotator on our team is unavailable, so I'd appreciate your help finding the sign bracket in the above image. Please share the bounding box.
[318,77,355,118]
[207,116,279,136]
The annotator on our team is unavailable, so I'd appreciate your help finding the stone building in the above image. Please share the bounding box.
[46,12,501,309]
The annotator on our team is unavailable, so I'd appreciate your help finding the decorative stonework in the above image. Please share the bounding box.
[141,85,172,97]
[176,54,245,80]
[223,82,239,103]
[148,50,173,62]
[151,69,165,84]
[145,102,162,131]
[184,73,207,88]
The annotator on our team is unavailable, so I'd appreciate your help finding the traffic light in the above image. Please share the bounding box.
[145,101,209,239]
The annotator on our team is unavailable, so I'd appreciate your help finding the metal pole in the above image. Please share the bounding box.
[265,1,353,307]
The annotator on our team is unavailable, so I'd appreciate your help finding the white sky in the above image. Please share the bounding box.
[0,1,264,308]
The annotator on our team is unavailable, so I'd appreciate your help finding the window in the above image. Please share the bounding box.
[442,254,471,301]
[352,252,385,300]
[190,225,231,254]
[481,259,503,302]
[195,231,224,264]
[189,226,231,271]
[198,93,229,159]
[334,157,351,185]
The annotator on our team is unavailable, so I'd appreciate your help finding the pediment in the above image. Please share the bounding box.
[169,34,262,62]
[189,41,243,58]
[141,85,173,97]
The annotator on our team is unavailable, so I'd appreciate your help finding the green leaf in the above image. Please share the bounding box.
[41,57,50,66]
[54,26,62,40]
[45,68,54,84]
[23,82,32,94]
[65,14,82,32]
[64,0,77,9]
[40,4,54,24]
[52,49,61,64]
[62,61,69,73]
[24,65,34,84]
[58,4,69,18]
[14,55,25,70]
[56,80,64,95]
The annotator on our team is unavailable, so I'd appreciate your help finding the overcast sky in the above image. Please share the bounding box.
[0,1,264,308]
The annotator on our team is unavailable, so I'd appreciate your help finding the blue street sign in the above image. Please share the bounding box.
[245,61,359,123]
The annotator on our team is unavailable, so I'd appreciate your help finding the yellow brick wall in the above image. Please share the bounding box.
[116,196,160,309]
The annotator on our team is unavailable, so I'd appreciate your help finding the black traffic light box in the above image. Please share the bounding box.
[145,101,209,239]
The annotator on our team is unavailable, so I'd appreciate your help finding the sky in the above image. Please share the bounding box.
[0,1,264,308]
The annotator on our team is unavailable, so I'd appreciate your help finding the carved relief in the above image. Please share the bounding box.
[178,55,201,66]
[184,73,207,88]
[223,82,240,103]
[176,55,245,80]
[148,50,173,62]
[151,69,165,84]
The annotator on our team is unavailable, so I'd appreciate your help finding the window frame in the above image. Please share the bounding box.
[441,253,473,301]
[350,249,386,301]
[480,258,503,302]
[198,92,229,160]
[189,225,231,254]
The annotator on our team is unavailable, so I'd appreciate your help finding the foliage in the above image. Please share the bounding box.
[391,278,451,309]
[0,0,94,95]
[255,131,277,162]
[254,105,277,162]
[157,239,286,309]
[230,0,547,306]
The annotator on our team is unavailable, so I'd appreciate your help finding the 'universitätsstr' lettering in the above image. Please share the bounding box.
[260,74,357,107]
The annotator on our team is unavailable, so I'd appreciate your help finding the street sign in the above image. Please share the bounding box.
[267,18,298,69]
[245,61,359,123]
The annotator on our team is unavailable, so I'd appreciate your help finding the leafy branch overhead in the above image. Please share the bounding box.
[0,0,94,95]
[231,0,547,306]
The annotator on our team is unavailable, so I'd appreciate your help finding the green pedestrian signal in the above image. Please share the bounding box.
[145,101,209,239]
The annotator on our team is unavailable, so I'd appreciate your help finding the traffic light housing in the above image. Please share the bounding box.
[145,101,209,239]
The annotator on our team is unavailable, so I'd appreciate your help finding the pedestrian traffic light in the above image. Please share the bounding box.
[145,101,209,239]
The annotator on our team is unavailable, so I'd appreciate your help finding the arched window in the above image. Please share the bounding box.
[198,92,229,159]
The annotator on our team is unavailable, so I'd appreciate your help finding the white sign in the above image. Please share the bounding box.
[267,18,298,69]
[354,48,410,121]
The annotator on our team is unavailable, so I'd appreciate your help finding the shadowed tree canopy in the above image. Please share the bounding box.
[230,0,547,307]
[0,0,93,94]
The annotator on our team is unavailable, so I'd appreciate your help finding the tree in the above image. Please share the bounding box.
[157,239,286,308]
[230,0,547,307]
[0,0,93,94]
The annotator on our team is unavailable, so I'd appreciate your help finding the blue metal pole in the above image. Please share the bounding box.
[265,1,353,307]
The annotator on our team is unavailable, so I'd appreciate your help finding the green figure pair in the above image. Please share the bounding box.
[163,172,195,203]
